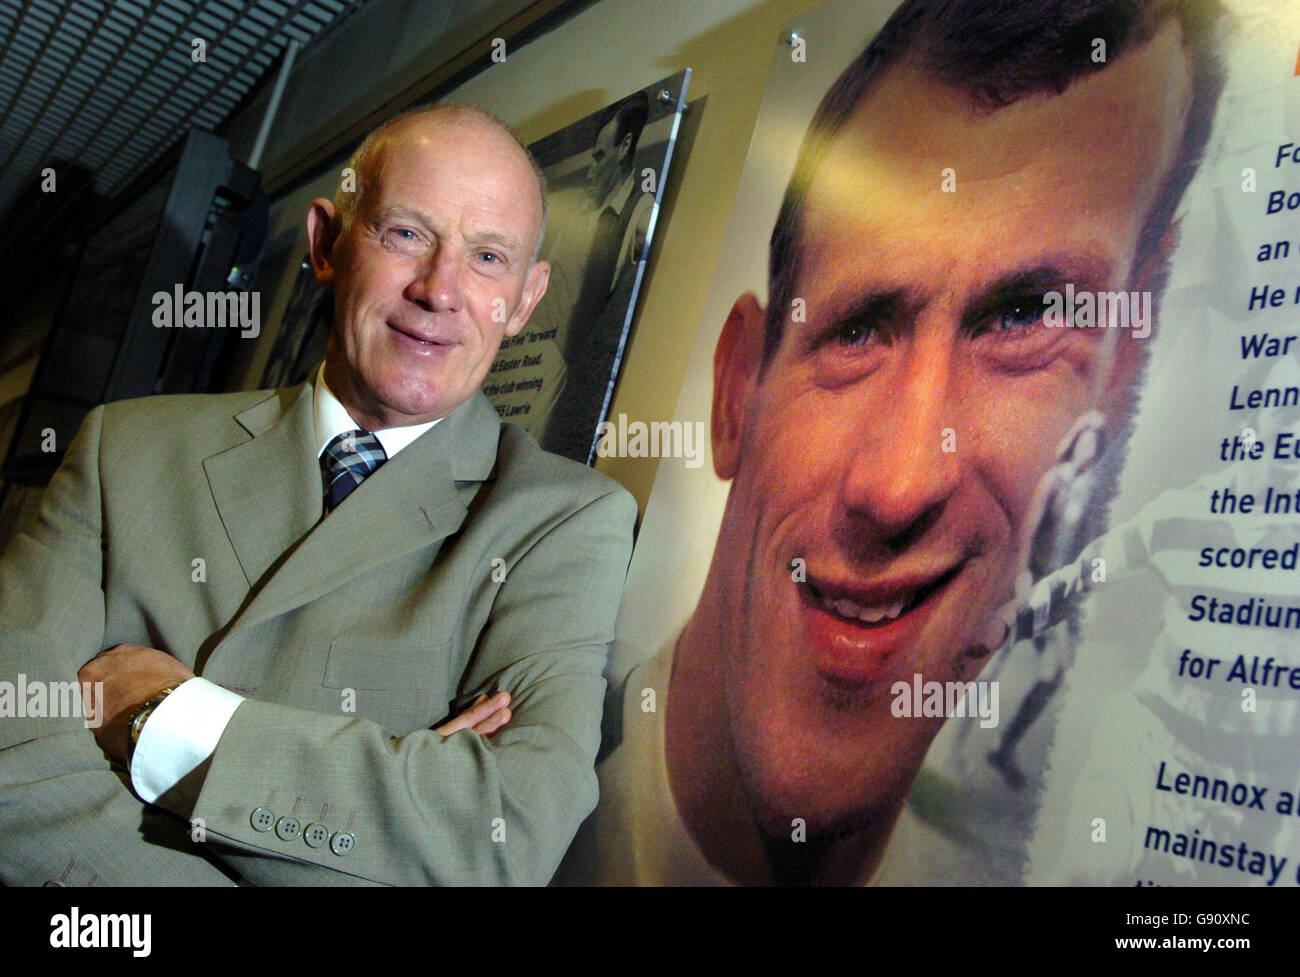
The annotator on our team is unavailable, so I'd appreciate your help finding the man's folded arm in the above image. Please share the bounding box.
[0,406,237,886]
[189,484,637,886]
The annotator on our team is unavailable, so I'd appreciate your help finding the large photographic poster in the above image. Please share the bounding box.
[561,0,1300,886]
[482,72,690,464]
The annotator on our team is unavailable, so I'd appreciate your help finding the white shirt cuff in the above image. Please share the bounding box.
[130,677,245,805]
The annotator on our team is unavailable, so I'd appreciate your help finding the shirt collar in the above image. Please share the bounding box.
[593,170,636,218]
[312,363,440,459]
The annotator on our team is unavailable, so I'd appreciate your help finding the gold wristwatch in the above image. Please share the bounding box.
[126,685,182,768]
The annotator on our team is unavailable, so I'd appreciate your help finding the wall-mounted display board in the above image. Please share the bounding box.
[258,257,333,390]
[483,71,691,463]
[558,0,1300,888]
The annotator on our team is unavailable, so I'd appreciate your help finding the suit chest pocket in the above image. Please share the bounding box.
[323,634,452,692]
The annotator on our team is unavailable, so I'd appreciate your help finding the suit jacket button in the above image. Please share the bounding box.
[250,807,276,832]
[275,816,301,841]
[43,880,66,887]
[329,831,355,856]
[303,823,330,848]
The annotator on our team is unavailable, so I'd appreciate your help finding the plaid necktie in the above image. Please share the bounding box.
[320,429,387,513]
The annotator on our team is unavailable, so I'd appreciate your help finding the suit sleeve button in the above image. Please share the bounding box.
[303,823,331,848]
[250,808,276,832]
[275,816,301,841]
[329,831,355,856]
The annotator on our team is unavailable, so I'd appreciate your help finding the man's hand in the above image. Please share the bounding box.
[78,643,195,764]
[435,691,511,738]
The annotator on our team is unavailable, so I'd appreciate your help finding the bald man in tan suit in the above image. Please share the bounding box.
[0,105,636,886]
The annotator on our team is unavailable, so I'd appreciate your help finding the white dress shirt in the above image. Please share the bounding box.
[131,364,441,805]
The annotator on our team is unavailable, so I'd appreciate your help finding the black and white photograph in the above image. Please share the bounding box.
[483,71,690,463]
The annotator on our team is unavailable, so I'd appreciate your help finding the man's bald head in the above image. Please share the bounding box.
[333,103,549,261]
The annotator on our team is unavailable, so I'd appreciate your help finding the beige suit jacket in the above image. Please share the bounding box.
[0,378,636,885]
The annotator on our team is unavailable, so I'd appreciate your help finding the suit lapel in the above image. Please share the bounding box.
[219,388,502,640]
[203,383,320,588]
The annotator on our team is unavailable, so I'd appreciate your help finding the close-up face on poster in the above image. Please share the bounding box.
[562,0,1300,889]
[0,0,1296,952]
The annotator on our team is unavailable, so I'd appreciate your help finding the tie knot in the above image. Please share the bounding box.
[321,430,387,512]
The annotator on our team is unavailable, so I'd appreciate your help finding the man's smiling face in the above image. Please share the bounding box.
[312,113,549,430]
[709,25,1192,835]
